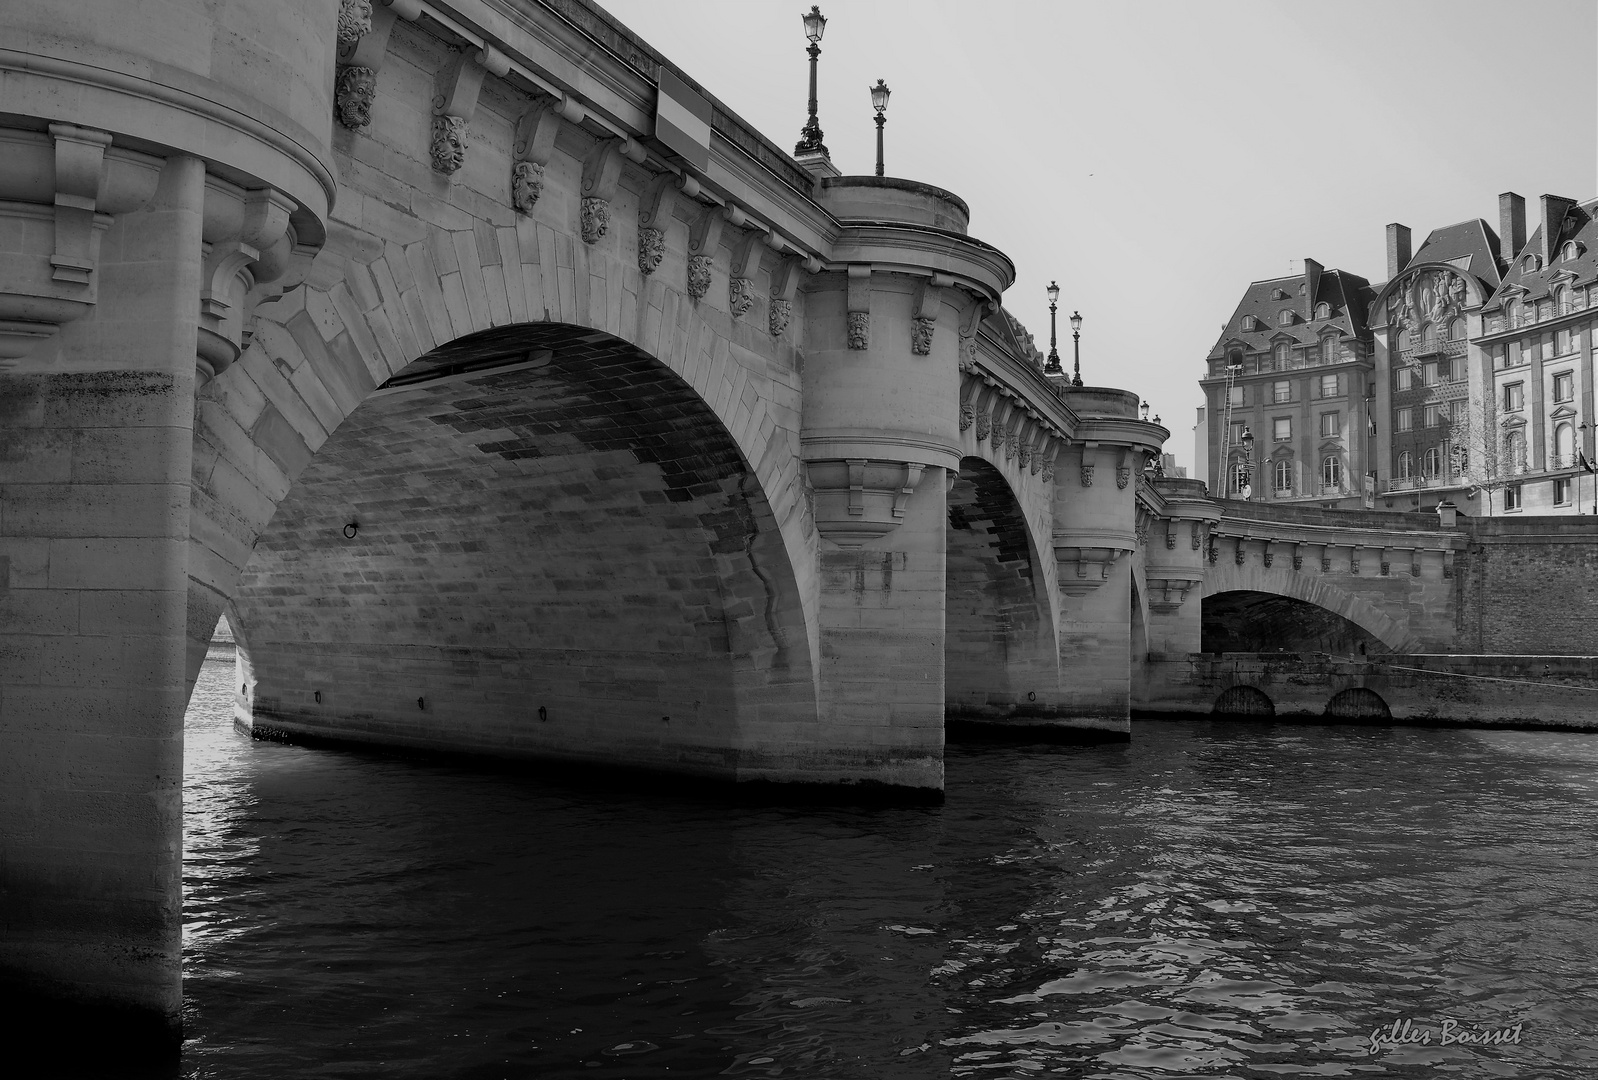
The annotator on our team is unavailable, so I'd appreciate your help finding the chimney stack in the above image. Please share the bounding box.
[1386,224,1411,280]
[1302,258,1322,320]
[1540,194,1578,264]
[1499,192,1526,264]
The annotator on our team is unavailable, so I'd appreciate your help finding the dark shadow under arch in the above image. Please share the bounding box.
[1203,590,1383,657]
[230,322,815,777]
[1214,685,1274,717]
[1325,687,1391,720]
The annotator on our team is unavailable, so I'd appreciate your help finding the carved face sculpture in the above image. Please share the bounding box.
[337,0,374,43]
[511,160,545,215]
[430,115,468,174]
[335,66,377,130]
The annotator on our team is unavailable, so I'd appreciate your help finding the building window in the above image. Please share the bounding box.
[1315,302,1330,320]
[1555,422,1574,467]
[1273,380,1291,403]
[1321,411,1341,437]
[1396,367,1413,391]
[1508,298,1524,324]
[1449,318,1467,341]
[1273,417,1291,441]
[1278,309,1293,326]
[1422,361,1439,386]
[1538,301,1553,322]
[1505,429,1527,473]
[1228,348,1245,368]
[1505,483,1522,510]
[1503,383,1524,411]
[1231,463,1248,494]
[1397,451,1413,479]
[1230,422,1245,447]
[1273,342,1290,366]
[1564,243,1581,263]
[1316,373,1336,398]
[1556,328,1572,356]
[1554,371,1575,402]
[1524,255,1542,272]
[1228,385,1244,407]
[1555,477,1573,505]
[1274,459,1293,494]
[1396,408,1413,432]
[1556,284,1572,309]
[1422,403,1448,428]
[1491,344,1508,370]
[1423,447,1441,476]
[1322,456,1342,489]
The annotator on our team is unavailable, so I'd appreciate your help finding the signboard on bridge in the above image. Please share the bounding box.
[654,68,712,171]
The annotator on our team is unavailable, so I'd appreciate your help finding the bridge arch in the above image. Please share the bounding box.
[1213,685,1275,717]
[207,306,818,778]
[944,456,1058,719]
[1201,563,1421,653]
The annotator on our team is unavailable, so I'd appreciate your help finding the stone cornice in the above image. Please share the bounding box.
[1212,514,1462,552]
[825,223,1014,301]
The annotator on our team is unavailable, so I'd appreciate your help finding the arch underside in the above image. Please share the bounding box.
[1203,590,1384,656]
[1201,565,1419,652]
[231,324,816,777]
[944,457,1057,717]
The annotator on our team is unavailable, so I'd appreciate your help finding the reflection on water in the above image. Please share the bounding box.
[182,655,1598,1077]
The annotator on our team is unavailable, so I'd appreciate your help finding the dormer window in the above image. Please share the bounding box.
[1278,309,1293,326]
[1271,288,1288,300]
[1524,254,1542,272]
[1314,302,1330,320]
[1565,241,1583,261]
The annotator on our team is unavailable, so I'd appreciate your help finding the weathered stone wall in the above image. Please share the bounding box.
[1453,518,1598,655]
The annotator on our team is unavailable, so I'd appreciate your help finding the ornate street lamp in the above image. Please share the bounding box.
[795,6,828,157]
[1140,400,1150,422]
[1044,281,1062,374]
[870,78,890,176]
[1069,310,1083,386]
[1240,426,1256,499]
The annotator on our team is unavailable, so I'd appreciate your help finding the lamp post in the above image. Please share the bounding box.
[1240,426,1255,500]
[1069,310,1083,386]
[1044,281,1062,375]
[870,79,890,176]
[795,6,828,157]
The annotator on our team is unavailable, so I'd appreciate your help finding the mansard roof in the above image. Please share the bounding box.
[1407,219,1503,294]
[1206,266,1374,360]
[1487,198,1598,307]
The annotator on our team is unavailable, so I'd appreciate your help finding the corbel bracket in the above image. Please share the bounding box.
[685,203,725,300]
[47,124,112,286]
[910,273,949,356]
[767,253,803,338]
[727,225,766,319]
[1080,442,1099,487]
[846,264,871,350]
[578,137,628,243]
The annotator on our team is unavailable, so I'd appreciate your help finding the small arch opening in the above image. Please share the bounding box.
[1213,685,1275,717]
[1325,687,1391,720]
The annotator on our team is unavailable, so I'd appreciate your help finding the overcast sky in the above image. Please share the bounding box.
[604,0,1597,472]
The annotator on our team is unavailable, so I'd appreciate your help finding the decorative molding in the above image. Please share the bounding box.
[686,254,713,299]
[1380,560,1390,576]
[1116,466,1131,489]
[959,403,975,431]
[1192,522,1202,550]
[1165,526,1176,550]
[338,0,375,43]
[512,98,574,214]
[957,294,987,367]
[45,124,112,286]
[430,114,468,173]
[728,275,755,318]
[334,65,377,131]
[579,196,609,244]
[727,226,765,319]
[1293,553,1303,570]
[910,318,935,356]
[909,276,946,356]
[1321,555,1332,572]
[847,311,870,351]
[769,298,792,338]
[578,138,629,242]
[1263,549,1274,568]
[1080,465,1094,487]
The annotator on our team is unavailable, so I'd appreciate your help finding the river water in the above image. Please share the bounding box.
[172,653,1598,1078]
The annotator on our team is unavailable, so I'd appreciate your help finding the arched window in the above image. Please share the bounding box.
[1556,422,1574,467]
[1556,285,1571,311]
[1274,459,1292,494]
[1315,302,1330,320]
[1420,321,1435,349]
[1505,429,1527,473]
[1524,254,1542,272]
[1397,451,1413,479]
[1508,299,1523,325]
[1273,342,1290,367]
[1423,447,1441,476]
[1322,333,1338,362]
[1565,241,1581,262]
[1231,462,1249,494]
[1448,318,1466,340]
[1227,348,1243,369]
[1322,455,1342,490]
[1278,309,1294,326]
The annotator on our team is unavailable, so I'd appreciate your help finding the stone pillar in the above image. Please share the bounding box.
[1050,389,1165,736]
[0,155,206,1037]
[1142,478,1221,657]
[801,270,960,792]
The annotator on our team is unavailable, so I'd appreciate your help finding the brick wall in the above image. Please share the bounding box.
[1455,517,1598,654]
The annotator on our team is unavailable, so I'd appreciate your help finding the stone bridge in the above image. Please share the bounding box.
[1,0,1170,1033]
